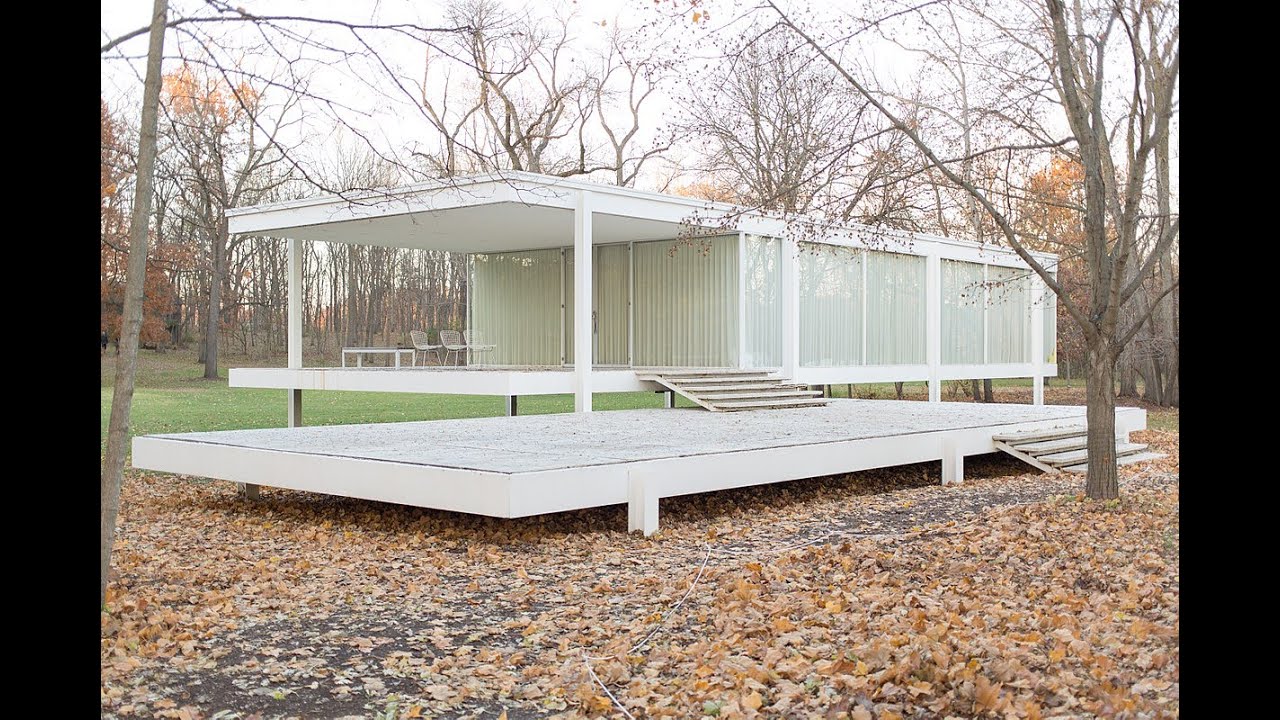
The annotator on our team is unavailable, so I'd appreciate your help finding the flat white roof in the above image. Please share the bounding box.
[226,170,1056,264]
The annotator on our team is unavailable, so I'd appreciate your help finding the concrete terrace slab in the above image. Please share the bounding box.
[133,400,1148,535]
[146,400,1085,473]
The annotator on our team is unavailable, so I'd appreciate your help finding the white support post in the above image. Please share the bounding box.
[574,191,594,412]
[926,254,941,402]
[285,236,304,439]
[287,389,302,428]
[627,471,659,536]
[1030,272,1045,405]
[737,231,748,368]
[780,238,799,379]
[941,438,964,485]
[288,238,302,370]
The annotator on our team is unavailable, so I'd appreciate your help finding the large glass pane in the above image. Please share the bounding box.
[799,243,863,367]
[987,265,1030,363]
[744,235,782,368]
[633,236,738,367]
[565,244,630,366]
[866,250,926,365]
[470,249,563,365]
[942,259,986,364]
[1043,271,1057,363]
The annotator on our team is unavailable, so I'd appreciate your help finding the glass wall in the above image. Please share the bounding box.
[941,259,986,364]
[564,244,631,366]
[1043,271,1057,363]
[987,265,1030,363]
[744,235,782,368]
[470,249,564,365]
[799,243,864,367]
[632,236,738,367]
[865,250,926,365]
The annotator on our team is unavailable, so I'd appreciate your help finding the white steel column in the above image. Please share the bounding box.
[926,253,941,402]
[780,238,799,378]
[737,231,747,368]
[288,238,303,369]
[287,237,303,429]
[1030,271,1045,405]
[574,191,594,412]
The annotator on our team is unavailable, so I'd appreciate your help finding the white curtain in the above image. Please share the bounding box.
[942,259,985,364]
[470,249,563,365]
[987,265,1030,363]
[633,236,738,367]
[799,243,864,367]
[744,235,782,367]
[866,250,926,365]
[564,244,631,366]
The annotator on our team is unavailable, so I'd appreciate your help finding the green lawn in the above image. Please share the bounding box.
[100,351,699,452]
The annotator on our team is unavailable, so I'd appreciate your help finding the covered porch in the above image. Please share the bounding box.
[229,172,773,424]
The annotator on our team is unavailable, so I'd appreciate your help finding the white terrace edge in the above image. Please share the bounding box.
[132,406,1146,536]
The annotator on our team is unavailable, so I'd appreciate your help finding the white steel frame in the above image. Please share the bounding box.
[233,172,1059,417]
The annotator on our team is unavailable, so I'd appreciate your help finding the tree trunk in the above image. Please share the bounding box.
[102,0,168,607]
[1084,343,1119,500]
[971,379,981,402]
[983,378,993,403]
[1118,353,1138,397]
[894,381,903,400]
[203,225,223,379]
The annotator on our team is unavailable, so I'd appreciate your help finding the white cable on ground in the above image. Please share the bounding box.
[582,649,637,720]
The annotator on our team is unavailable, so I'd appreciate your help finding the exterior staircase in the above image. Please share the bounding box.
[635,369,830,411]
[992,425,1164,474]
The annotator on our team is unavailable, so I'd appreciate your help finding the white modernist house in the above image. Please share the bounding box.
[225,171,1058,420]
[131,171,1112,537]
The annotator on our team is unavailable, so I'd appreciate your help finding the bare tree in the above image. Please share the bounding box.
[592,28,675,186]
[159,61,299,378]
[759,0,1178,498]
[102,0,167,607]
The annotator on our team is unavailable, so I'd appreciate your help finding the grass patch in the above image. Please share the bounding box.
[101,350,693,453]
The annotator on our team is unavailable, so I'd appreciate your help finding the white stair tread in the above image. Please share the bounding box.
[991,426,1087,443]
[1040,443,1148,466]
[1017,436,1090,454]
[635,368,770,377]
[698,390,824,400]
[711,398,831,409]
[679,382,807,392]
[1060,452,1166,474]
[666,375,783,384]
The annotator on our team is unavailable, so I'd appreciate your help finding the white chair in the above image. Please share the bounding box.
[438,329,468,365]
[463,330,496,366]
[409,330,440,366]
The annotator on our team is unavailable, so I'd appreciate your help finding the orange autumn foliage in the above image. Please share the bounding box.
[101,99,177,345]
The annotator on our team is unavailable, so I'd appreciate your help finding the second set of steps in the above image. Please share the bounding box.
[992,425,1163,474]
[635,369,830,412]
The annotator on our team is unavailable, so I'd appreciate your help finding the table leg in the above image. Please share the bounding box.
[357,354,363,368]
[395,352,401,368]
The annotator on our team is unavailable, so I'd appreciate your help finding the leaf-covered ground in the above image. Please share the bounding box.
[102,428,1178,719]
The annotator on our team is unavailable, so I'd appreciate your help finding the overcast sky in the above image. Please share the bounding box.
[100,0,1176,198]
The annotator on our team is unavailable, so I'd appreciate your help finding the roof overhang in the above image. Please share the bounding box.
[226,171,1058,265]
[226,172,781,253]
